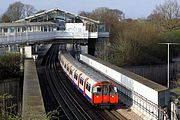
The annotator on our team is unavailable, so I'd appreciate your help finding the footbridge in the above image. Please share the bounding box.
[0,9,108,45]
[0,22,108,45]
[0,8,108,58]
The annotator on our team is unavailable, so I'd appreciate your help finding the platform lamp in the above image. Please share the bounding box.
[158,42,179,88]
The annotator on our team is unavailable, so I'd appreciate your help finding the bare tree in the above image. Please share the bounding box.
[0,16,2,23]
[90,7,124,21]
[23,4,36,17]
[5,2,24,22]
[1,14,10,23]
[79,7,124,43]
[1,1,36,22]
[154,0,180,19]
[148,0,180,30]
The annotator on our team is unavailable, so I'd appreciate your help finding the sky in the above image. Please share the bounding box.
[0,0,179,19]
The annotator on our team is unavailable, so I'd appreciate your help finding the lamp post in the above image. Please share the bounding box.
[158,43,179,88]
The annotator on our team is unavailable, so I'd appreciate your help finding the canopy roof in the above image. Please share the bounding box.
[15,8,100,24]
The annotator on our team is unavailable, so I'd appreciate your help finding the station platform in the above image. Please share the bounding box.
[22,59,46,119]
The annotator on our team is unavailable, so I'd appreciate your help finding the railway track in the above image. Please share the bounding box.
[38,44,127,120]
[44,45,92,120]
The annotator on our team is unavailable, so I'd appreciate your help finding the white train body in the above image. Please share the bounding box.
[59,52,118,107]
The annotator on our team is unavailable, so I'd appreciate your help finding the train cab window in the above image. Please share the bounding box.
[80,77,84,85]
[114,87,117,92]
[74,74,78,80]
[103,86,109,95]
[93,86,101,93]
[97,87,101,92]
[110,86,117,93]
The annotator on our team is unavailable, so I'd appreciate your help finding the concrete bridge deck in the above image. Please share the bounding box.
[22,59,46,119]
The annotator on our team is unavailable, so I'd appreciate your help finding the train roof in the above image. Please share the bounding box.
[61,53,112,83]
[81,54,168,92]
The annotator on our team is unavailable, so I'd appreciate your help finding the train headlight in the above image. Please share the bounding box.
[112,96,114,98]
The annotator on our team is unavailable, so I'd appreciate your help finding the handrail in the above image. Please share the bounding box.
[0,31,102,45]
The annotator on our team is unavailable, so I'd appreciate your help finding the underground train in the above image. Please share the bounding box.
[59,52,118,108]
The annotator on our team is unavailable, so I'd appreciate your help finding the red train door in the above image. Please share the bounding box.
[102,85,110,103]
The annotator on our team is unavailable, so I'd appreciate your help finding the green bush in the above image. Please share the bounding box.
[108,21,165,66]
[0,94,20,120]
[47,106,62,120]
[0,53,22,80]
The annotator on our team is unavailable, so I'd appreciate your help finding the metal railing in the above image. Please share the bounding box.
[0,30,101,45]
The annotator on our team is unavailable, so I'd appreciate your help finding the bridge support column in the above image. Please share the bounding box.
[88,38,96,56]
[19,47,23,55]
[35,45,38,53]
[24,46,32,58]
[8,45,11,52]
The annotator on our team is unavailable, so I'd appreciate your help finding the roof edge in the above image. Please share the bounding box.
[15,8,100,24]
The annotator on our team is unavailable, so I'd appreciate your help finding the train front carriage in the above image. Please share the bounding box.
[92,81,118,108]
[59,53,119,109]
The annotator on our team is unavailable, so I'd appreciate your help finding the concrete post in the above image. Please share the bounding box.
[2,28,4,36]
[171,102,179,120]
[19,47,23,55]
[24,46,32,58]
[88,38,96,56]
[35,45,38,53]
[18,46,24,71]
[8,45,11,52]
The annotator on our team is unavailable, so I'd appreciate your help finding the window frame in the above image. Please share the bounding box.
[80,77,84,85]
[74,73,78,80]
[70,69,72,75]
[86,83,91,92]
[67,65,69,71]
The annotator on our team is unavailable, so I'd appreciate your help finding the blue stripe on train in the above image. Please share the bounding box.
[85,94,92,102]
[63,70,92,103]
[74,83,78,88]
[79,88,83,94]
[79,88,92,102]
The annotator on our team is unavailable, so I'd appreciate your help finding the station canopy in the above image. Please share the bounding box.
[15,8,100,25]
